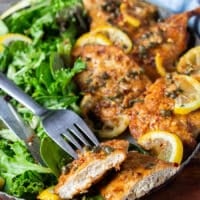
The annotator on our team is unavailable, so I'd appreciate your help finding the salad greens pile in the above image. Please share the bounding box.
[0,0,103,199]
[0,129,56,199]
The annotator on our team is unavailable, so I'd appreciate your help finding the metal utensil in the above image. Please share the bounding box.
[0,96,44,164]
[0,72,99,159]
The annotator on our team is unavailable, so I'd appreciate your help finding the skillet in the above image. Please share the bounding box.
[0,0,200,199]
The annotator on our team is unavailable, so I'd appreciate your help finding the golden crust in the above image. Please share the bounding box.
[73,45,151,101]
[83,0,157,33]
[129,76,197,152]
[130,9,200,80]
[100,151,179,200]
[73,45,151,138]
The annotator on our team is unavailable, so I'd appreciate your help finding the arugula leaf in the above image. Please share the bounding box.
[0,0,89,198]
[0,137,56,199]
[40,137,72,177]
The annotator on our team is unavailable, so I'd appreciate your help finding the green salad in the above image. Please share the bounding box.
[0,0,103,199]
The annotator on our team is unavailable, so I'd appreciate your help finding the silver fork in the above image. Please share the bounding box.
[0,72,99,159]
[0,96,44,164]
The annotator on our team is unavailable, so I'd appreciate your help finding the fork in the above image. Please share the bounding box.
[0,72,99,159]
[0,96,44,164]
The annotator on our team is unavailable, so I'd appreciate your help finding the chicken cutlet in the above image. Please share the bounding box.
[73,45,150,104]
[83,0,158,34]
[129,74,199,154]
[55,139,129,199]
[73,45,151,138]
[130,8,200,80]
[100,151,179,200]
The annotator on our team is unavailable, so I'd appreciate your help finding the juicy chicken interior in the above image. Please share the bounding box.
[129,74,200,154]
[100,151,179,200]
[73,45,151,138]
[55,139,129,199]
[130,8,200,80]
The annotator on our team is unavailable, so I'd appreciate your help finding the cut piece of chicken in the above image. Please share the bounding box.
[83,0,158,34]
[130,8,200,80]
[73,44,151,138]
[55,139,129,199]
[100,151,179,200]
[129,75,198,155]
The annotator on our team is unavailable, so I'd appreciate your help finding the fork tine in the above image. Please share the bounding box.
[55,136,78,159]
[63,130,82,150]
[70,126,90,146]
[75,122,99,146]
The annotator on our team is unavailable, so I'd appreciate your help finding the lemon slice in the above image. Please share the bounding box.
[138,131,183,164]
[0,33,32,52]
[37,186,61,200]
[177,46,200,81]
[92,25,132,53]
[172,74,200,115]
[74,32,112,48]
[120,3,141,27]
[155,52,166,76]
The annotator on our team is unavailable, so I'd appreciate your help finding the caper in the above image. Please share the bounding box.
[91,146,102,153]
[102,146,114,155]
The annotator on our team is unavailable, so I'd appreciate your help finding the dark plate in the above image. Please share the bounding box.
[0,1,200,199]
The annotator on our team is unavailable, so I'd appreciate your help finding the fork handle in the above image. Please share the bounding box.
[0,72,47,117]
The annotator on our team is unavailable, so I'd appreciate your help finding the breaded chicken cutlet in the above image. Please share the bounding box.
[73,45,151,138]
[83,0,158,34]
[100,151,179,200]
[55,139,129,199]
[129,74,200,154]
[84,0,200,81]
[130,8,200,80]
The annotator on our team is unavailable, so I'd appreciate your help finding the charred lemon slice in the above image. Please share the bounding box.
[0,33,32,52]
[155,52,166,76]
[37,186,61,200]
[138,131,183,164]
[92,25,132,53]
[172,74,200,115]
[74,32,112,48]
[177,46,200,81]
[120,2,141,27]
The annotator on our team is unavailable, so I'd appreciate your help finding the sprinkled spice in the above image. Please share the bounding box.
[101,1,120,12]
[127,69,144,78]
[101,72,110,80]
[101,0,121,24]
[61,163,72,174]
[183,64,195,75]
[144,162,156,169]
[160,109,173,117]
[90,145,114,155]
[91,146,102,153]
[127,98,144,108]
[164,88,183,99]
[138,45,147,58]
